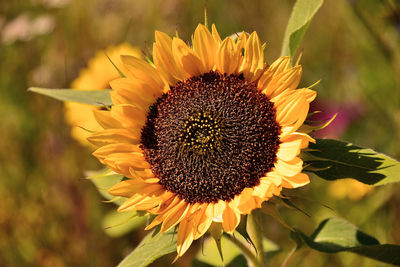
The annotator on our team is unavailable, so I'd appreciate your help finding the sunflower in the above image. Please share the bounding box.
[65,43,141,146]
[89,24,316,257]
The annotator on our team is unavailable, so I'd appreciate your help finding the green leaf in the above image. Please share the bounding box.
[196,234,279,267]
[208,223,225,266]
[304,139,400,186]
[260,202,294,231]
[281,0,324,59]
[276,195,311,217]
[196,235,239,266]
[28,87,112,106]
[102,210,147,237]
[117,229,177,267]
[85,169,126,205]
[298,217,400,265]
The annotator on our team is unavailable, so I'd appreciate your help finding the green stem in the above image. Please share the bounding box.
[225,234,264,267]
[247,213,267,266]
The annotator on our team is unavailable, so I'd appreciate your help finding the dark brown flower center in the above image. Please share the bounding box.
[141,71,281,204]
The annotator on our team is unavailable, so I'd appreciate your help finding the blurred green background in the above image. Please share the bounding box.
[1,0,399,266]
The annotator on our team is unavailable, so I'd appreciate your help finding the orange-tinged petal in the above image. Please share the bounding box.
[222,202,240,233]
[193,24,218,71]
[277,133,315,161]
[172,37,206,78]
[237,188,257,214]
[282,172,310,188]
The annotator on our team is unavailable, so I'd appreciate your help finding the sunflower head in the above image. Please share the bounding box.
[64,43,141,146]
[89,24,317,257]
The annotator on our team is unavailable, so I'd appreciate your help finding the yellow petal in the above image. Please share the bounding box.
[277,138,304,162]
[104,152,150,171]
[160,200,191,232]
[130,168,155,179]
[108,181,138,198]
[109,179,150,198]
[211,24,222,43]
[153,31,185,84]
[275,93,307,126]
[145,197,182,230]
[205,200,225,222]
[216,37,241,75]
[110,104,147,131]
[125,189,166,210]
[280,132,315,148]
[172,37,206,78]
[110,77,162,107]
[93,143,141,161]
[121,55,168,92]
[235,31,248,52]
[118,187,163,212]
[176,218,194,257]
[192,205,212,240]
[88,129,140,147]
[92,110,122,129]
[257,56,291,90]
[252,179,273,200]
[261,66,302,98]
[193,24,218,71]
[269,56,291,73]
[240,31,265,81]
[300,88,317,102]
[275,157,303,177]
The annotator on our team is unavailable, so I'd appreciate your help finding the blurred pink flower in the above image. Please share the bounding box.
[310,99,364,138]
[1,14,55,44]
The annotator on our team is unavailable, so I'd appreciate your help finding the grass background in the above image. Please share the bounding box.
[1,0,399,266]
